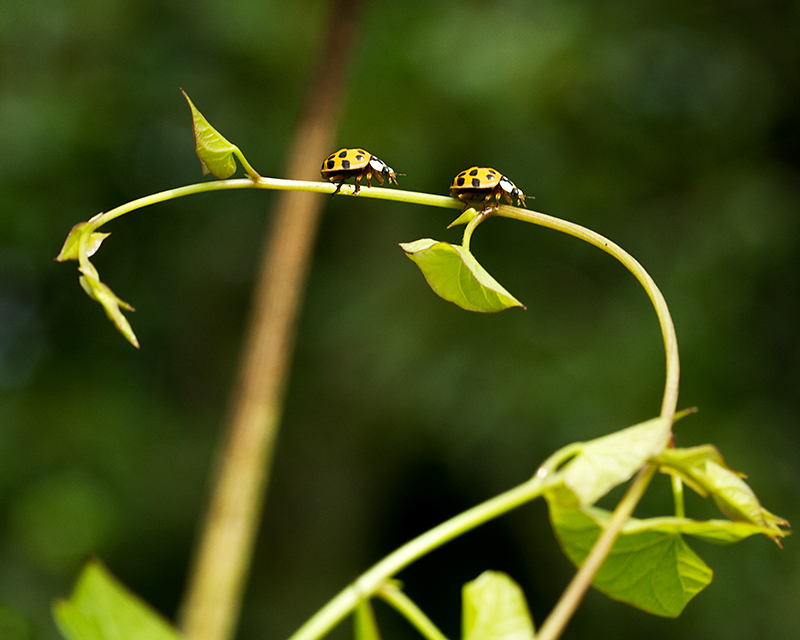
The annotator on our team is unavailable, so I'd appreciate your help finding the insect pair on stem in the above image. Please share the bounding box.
[321,147,530,211]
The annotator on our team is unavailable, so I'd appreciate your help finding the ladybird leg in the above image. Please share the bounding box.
[373,171,385,186]
[332,179,346,196]
[353,175,362,195]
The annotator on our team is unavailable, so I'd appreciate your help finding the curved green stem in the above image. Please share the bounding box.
[80,177,461,238]
[486,205,680,423]
[461,209,491,252]
[66,178,679,640]
[467,205,680,640]
[287,473,553,640]
[78,182,679,423]
[376,583,450,640]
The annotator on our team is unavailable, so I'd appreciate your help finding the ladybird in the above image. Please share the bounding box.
[450,167,528,210]
[320,148,402,195]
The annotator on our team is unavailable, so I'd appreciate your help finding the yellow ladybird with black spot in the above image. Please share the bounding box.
[321,148,402,195]
[450,167,528,210]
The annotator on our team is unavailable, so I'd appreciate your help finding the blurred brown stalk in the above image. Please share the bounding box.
[178,2,364,639]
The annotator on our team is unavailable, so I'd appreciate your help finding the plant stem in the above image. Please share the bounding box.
[71,174,678,640]
[286,474,552,640]
[489,206,680,423]
[376,583,451,640]
[83,177,461,239]
[672,474,685,518]
[177,2,364,639]
[482,205,680,640]
[534,463,658,640]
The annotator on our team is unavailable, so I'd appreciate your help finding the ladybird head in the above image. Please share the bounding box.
[498,176,529,207]
[370,155,404,185]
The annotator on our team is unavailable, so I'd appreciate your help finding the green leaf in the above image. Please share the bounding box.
[354,600,381,640]
[547,503,713,617]
[56,221,111,262]
[705,462,788,532]
[182,89,238,179]
[656,446,790,544]
[400,239,525,313]
[78,270,139,348]
[447,208,478,228]
[656,518,786,544]
[462,571,535,640]
[53,560,184,640]
[550,416,671,507]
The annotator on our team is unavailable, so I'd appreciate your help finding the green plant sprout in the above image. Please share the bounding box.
[54,93,789,640]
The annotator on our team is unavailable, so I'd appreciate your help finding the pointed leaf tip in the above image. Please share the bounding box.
[182,89,239,179]
[78,271,140,348]
[400,239,524,313]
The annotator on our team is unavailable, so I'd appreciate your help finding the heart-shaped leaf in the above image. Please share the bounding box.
[547,503,713,617]
[400,239,524,313]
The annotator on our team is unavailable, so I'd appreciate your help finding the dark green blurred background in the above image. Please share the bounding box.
[1,0,798,638]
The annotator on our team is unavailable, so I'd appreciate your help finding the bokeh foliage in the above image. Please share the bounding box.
[1,0,798,639]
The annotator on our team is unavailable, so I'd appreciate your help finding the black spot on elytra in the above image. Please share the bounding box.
[338,150,348,158]
[471,178,481,187]
[469,168,479,176]
[341,160,351,169]
[355,154,365,161]
[456,177,465,187]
